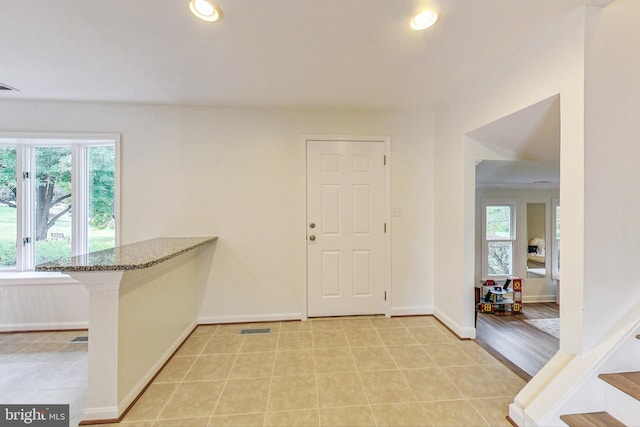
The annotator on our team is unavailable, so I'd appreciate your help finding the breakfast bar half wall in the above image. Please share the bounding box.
[36,236,218,424]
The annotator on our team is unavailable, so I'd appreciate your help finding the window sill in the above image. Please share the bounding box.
[0,271,79,286]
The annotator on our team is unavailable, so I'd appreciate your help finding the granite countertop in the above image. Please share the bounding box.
[35,236,218,272]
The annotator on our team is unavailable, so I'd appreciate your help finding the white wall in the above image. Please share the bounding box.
[0,101,434,325]
[0,280,88,331]
[475,187,559,302]
[434,7,587,341]
[581,0,640,351]
[435,1,640,424]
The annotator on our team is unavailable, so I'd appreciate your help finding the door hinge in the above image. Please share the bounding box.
[384,291,387,301]
[22,172,31,179]
[383,155,386,165]
[384,223,387,233]
[23,237,31,245]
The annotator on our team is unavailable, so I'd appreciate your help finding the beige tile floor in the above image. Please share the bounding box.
[0,317,526,427]
[108,316,526,427]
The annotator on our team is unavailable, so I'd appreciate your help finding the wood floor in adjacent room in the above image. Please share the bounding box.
[475,302,559,380]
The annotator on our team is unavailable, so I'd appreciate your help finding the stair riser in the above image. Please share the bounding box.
[599,333,640,373]
[545,378,609,426]
[604,382,640,426]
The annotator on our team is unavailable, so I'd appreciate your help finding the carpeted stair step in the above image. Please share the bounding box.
[598,372,640,401]
[560,411,625,427]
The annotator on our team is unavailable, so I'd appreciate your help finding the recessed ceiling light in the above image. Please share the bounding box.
[188,0,222,22]
[410,10,439,31]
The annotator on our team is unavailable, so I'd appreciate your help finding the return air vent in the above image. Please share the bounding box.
[0,83,19,91]
[240,328,272,335]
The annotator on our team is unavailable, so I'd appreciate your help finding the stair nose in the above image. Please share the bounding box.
[560,411,625,427]
[598,371,640,401]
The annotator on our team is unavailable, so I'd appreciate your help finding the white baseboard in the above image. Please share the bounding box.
[198,312,303,325]
[390,305,433,316]
[509,402,526,427]
[115,321,197,420]
[433,307,476,339]
[523,295,557,303]
[81,406,119,423]
[0,321,88,332]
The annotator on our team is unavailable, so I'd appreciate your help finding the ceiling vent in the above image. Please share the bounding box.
[0,83,19,91]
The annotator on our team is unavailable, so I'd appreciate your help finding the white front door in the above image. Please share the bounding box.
[306,139,386,317]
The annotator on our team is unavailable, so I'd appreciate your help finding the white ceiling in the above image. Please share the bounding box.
[476,159,560,189]
[0,0,611,109]
[472,95,561,189]
[470,96,561,163]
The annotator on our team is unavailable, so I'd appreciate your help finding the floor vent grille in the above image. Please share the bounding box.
[240,328,272,335]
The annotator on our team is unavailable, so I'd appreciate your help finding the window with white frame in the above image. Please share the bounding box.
[0,134,119,271]
[552,199,560,278]
[483,201,516,278]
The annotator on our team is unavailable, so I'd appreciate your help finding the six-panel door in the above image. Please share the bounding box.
[306,140,386,317]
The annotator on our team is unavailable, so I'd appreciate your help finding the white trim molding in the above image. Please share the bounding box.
[434,307,476,339]
[198,313,304,325]
[390,305,434,317]
[302,134,391,318]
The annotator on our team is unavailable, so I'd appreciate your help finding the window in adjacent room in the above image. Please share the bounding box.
[0,134,119,271]
[483,201,516,278]
[552,199,560,278]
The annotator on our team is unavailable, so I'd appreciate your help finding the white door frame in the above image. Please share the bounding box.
[302,134,391,319]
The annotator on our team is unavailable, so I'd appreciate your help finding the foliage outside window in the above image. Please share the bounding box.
[0,146,17,267]
[0,136,118,271]
[484,203,516,277]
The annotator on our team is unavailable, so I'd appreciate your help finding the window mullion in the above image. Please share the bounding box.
[72,145,88,257]
[18,146,35,270]
[13,145,24,270]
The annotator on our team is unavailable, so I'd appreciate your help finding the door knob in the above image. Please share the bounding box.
[309,222,316,229]
[309,235,316,241]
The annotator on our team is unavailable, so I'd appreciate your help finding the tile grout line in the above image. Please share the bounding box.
[370,319,397,426]
[432,336,496,427]
[262,323,282,427]
[206,329,245,426]
[151,325,219,426]
[397,322,425,404]
[311,320,321,427]
[403,325,476,427]
[312,329,321,427]
[146,342,197,424]
[377,320,440,425]
[383,320,435,419]
[346,318,378,426]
